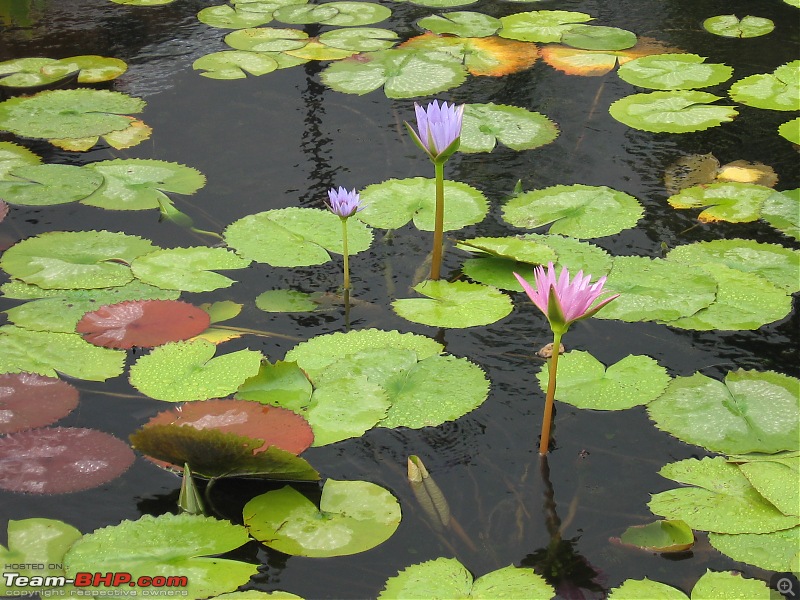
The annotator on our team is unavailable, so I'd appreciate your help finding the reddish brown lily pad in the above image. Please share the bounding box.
[0,427,135,494]
[76,299,210,349]
[0,373,79,434]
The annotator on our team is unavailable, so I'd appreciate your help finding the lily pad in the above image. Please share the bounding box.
[537,351,670,410]
[236,360,313,412]
[609,90,737,132]
[225,27,309,51]
[617,53,733,90]
[64,514,257,600]
[709,527,800,572]
[48,117,153,151]
[193,51,282,79]
[0,230,157,290]
[666,182,775,223]
[499,10,593,43]
[417,11,501,38]
[0,164,103,206]
[224,207,372,267]
[762,188,799,239]
[647,370,799,454]
[561,24,637,51]
[40,55,128,83]
[255,289,319,312]
[358,177,488,231]
[129,339,263,402]
[0,57,65,88]
[198,4,275,28]
[729,60,800,111]
[0,89,146,140]
[540,37,678,77]
[778,117,800,145]
[618,520,694,553]
[502,184,643,238]
[131,247,250,292]
[648,457,798,534]
[392,280,513,328]
[608,571,769,600]
[592,256,717,323]
[0,427,134,494]
[0,373,79,434]
[243,479,401,557]
[0,142,41,179]
[703,15,775,38]
[0,326,126,381]
[738,456,800,517]
[379,557,554,599]
[459,103,558,153]
[273,2,390,26]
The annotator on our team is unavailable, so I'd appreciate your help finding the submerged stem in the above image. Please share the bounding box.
[430,161,445,280]
[341,217,351,291]
[539,331,563,455]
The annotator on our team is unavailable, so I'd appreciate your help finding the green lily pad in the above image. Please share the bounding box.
[198,4,275,28]
[417,11,501,37]
[0,57,66,88]
[320,47,466,98]
[666,182,775,223]
[561,24,637,51]
[762,188,799,239]
[709,527,800,572]
[358,177,488,231]
[0,89,146,140]
[0,325,125,381]
[607,577,688,600]
[457,235,558,265]
[274,2,390,26]
[193,51,280,79]
[65,514,257,600]
[778,117,800,145]
[649,457,798,534]
[224,207,372,267]
[315,27,399,52]
[379,557,554,599]
[82,159,206,210]
[618,520,694,553]
[243,480,401,557]
[666,238,800,293]
[502,184,643,238]
[129,339,263,401]
[0,142,41,179]
[499,10,593,43]
[255,289,319,312]
[394,0,478,7]
[392,280,512,328]
[608,571,770,599]
[593,256,717,322]
[648,370,799,454]
[738,456,800,517]
[225,27,309,51]
[609,90,738,132]
[0,230,157,290]
[40,55,128,83]
[130,247,250,292]
[236,360,313,412]
[703,15,775,38]
[617,53,733,90]
[729,60,800,111]
[0,164,103,206]
[537,351,670,410]
[459,103,558,153]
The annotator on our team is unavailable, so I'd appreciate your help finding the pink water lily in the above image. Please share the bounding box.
[406,100,465,164]
[514,263,618,335]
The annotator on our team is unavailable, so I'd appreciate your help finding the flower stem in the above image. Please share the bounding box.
[341,217,351,291]
[430,160,445,281]
[539,331,563,456]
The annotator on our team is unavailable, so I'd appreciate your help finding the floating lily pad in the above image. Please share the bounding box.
[762,188,799,239]
[502,184,643,238]
[198,4,275,28]
[273,2,390,26]
[392,280,512,328]
[0,142,41,179]
[0,373,79,434]
[0,230,157,290]
[649,457,798,534]
[537,351,670,410]
[224,207,372,267]
[459,103,558,153]
[593,256,716,323]
[358,177,488,231]
[729,60,800,111]
[0,89,146,140]
[379,557,554,599]
[0,326,126,381]
[647,370,799,454]
[610,90,738,132]
[540,36,678,76]
[608,571,769,600]
[709,527,800,572]
[320,47,466,98]
[617,53,733,90]
[48,117,153,151]
[417,11,501,37]
[458,235,558,265]
[0,57,66,88]
[193,51,281,79]
[131,247,250,292]
[715,159,778,187]
[778,117,800,145]
[738,456,800,517]
[0,164,103,206]
[618,520,694,553]
[244,479,401,557]
[236,360,313,412]
[255,289,319,312]
[225,26,309,51]
[561,24,636,51]
[64,514,257,599]
[666,182,775,222]
[499,10,593,43]
[82,159,205,211]
[129,339,263,401]
[40,55,128,83]
[394,0,478,7]
[0,427,134,494]
[703,15,775,38]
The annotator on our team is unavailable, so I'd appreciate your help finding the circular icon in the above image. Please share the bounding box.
[778,578,796,596]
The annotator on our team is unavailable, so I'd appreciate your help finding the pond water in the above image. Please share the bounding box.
[1,0,798,598]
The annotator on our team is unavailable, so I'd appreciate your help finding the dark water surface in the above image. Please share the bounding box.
[1,0,798,598]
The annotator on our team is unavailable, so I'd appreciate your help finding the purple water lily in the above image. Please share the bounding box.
[325,186,363,219]
[406,100,465,163]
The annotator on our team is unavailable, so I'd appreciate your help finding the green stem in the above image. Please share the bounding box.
[430,160,445,280]
[212,324,300,341]
[341,217,351,291]
[539,331,563,456]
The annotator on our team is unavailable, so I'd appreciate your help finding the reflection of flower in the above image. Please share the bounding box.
[325,186,363,219]
[406,100,465,164]
[514,263,618,335]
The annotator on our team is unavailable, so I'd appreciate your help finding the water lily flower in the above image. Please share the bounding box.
[514,263,618,456]
[405,100,465,164]
[325,186,363,219]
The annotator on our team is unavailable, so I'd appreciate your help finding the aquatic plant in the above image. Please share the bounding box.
[325,186,363,292]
